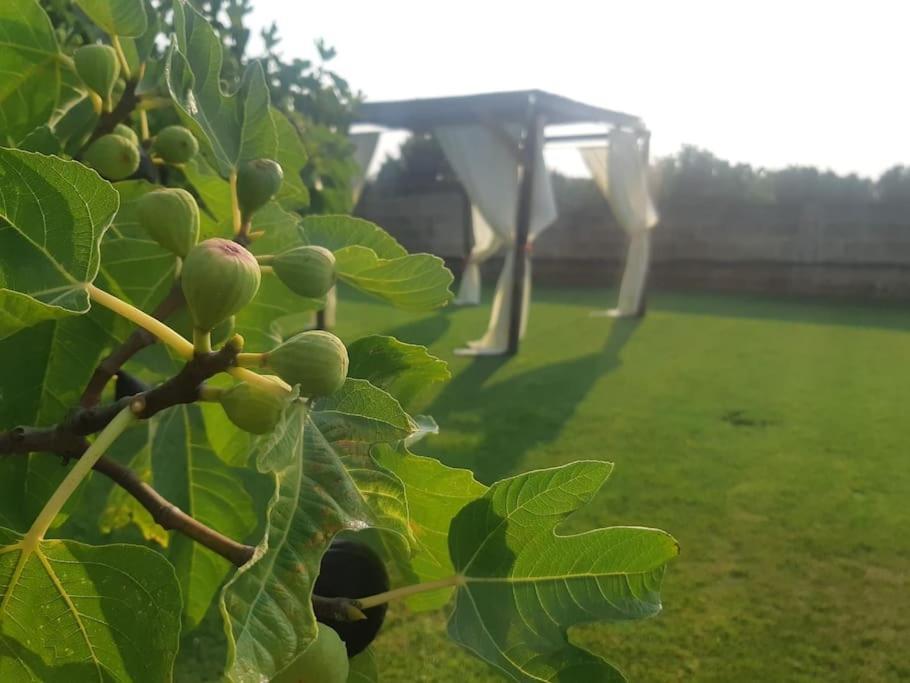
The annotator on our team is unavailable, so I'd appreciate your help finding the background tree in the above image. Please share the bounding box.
[39,0,361,213]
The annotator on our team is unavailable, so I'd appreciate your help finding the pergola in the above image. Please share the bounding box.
[354,89,655,356]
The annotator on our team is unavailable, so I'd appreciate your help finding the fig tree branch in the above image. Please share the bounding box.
[92,455,255,566]
[1,338,256,565]
[86,77,141,145]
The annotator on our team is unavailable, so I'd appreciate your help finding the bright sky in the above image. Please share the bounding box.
[249,0,909,178]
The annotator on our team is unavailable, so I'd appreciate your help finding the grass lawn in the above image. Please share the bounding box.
[330,285,910,682]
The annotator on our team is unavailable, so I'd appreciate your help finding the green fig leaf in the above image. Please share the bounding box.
[180,157,233,238]
[0,307,122,532]
[0,150,119,339]
[220,404,373,682]
[347,335,451,410]
[312,378,416,555]
[301,215,406,259]
[271,109,310,212]
[17,126,61,155]
[313,378,416,443]
[118,0,159,73]
[347,648,379,683]
[334,245,454,311]
[166,0,276,178]
[53,97,99,157]
[0,527,181,682]
[447,461,679,682]
[151,405,257,628]
[372,442,486,611]
[99,422,169,547]
[76,0,148,38]
[0,0,62,145]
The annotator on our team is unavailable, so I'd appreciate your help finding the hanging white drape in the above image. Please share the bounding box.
[436,123,557,354]
[581,130,658,317]
[350,131,381,205]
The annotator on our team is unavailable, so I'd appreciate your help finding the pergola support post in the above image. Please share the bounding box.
[506,100,542,355]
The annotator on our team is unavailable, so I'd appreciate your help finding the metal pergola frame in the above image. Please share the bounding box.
[354,89,650,355]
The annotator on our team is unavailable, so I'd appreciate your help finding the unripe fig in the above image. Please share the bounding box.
[314,539,390,657]
[181,238,261,332]
[83,134,140,180]
[217,381,285,434]
[273,246,336,299]
[272,623,348,683]
[236,159,283,221]
[113,123,139,147]
[152,125,199,164]
[137,188,200,257]
[265,330,348,398]
[74,44,119,110]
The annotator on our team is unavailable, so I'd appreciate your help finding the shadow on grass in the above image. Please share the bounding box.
[381,313,452,348]
[426,318,641,483]
[649,289,910,332]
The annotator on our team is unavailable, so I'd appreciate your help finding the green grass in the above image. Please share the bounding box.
[331,286,910,682]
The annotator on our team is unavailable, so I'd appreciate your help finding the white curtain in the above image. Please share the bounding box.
[436,123,557,354]
[350,131,381,205]
[581,130,658,317]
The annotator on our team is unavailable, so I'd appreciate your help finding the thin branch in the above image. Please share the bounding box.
[3,338,243,459]
[92,456,255,566]
[85,78,141,146]
[1,338,257,568]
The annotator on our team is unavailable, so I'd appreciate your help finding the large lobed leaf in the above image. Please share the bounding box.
[0,0,61,145]
[373,443,486,611]
[447,461,679,682]
[0,307,123,531]
[348,335,450,410]
[0,149,119,339]
[220,404,373,682]
[0,527,181,682]
[301,215,406,259]
[166,0,276,178]
[347,648,379,683]
[312,378,417,559]
[301,216,454,311]
[76,0,147,38]
[151,405,257,628]
[271,109,310,212]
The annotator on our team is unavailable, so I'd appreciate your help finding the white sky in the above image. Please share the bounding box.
[249,0,909,179]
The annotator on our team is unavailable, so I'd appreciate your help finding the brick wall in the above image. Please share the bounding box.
[357,190,910,300]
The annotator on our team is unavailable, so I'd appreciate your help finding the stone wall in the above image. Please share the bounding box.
[357,190,910,300]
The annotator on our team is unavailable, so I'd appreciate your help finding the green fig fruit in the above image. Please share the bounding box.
[137,188,200,258]
[83,134,140,180]
[272,246,336,299]
[265,330,348,398]
[113,123,139,147]
[181,238,261,332]
[152,125,199,164]
[74,44,119,111]
[218,381,286,434]
[271,623,349,683]
[236,159,283,221]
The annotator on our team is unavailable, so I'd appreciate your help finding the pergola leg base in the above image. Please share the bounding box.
[454,346,509,357]
[590,308,645,319]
